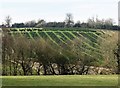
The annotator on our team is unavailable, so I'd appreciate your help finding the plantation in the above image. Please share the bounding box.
[2,28,119,75]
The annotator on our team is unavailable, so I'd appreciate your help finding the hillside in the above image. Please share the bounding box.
[9,28,118,58]
[2,28,118,75]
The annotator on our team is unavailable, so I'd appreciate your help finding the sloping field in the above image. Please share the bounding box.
[9,28,118,59]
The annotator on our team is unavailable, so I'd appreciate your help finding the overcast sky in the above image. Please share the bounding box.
[0,0,119,25]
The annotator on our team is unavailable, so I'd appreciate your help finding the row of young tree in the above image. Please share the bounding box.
[2,30,119,76]
[1,14,119,30]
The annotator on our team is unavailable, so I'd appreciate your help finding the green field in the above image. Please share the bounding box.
[9,28,117,59]
[1,75,118,86]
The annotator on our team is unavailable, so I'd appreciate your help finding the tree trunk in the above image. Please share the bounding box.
[79,65,85,75]
[57,64,61,75]
[21,62,27,75]
[50,64,56,75]
[43,65,47,75]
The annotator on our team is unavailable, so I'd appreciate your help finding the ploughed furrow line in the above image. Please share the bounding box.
[84,32,104,44]
[83,39,101,55]
[55,32,68,42]
[38,31,48,39]
[54,32,101,61]
[87,32,98,39]
[61,31,102,57]
[75,32,101,48]
[61,31,101,54]
[78,32,104,51]
[18,29,34,40]
[35,31,62,48]
[54,31,80,49]
[29,32,39,39]
[82,42,101,54]
[70,32,102,56]
[79,45,102,59]
[79,32,97,43]
[10,31,32,40]
[83,32,99,45]
[36,31,41,38]
[86,32,106,44]
[72,31,81,37]
[89,30,106,40]
[27,31,34,40]
[36,31,49,40]
[52,32,67,45]
[58,32,101,58]
[17,29,23,37]
[63,32,74,40]
[23,32,31,39]
[47,32,63,44]
[68,31,77,38]
[71,32,101,52]
[54,31,100,57]
[94,32,102,36]
[72,32,99,48]
[60,32,73,42]
[45,32,59,46]
[93,32,106,41]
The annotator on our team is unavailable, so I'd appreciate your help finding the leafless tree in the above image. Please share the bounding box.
[65,13,74,27]
[5,15,12,28]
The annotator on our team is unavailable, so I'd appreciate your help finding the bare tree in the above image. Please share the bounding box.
[25,20,36,27]
[36,19,46,27]
[104,18,114,26]
[5,15,12,28]
[65,13,74,27]
[87,17,95,28]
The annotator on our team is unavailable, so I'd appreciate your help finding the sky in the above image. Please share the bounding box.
[0,0,119,25]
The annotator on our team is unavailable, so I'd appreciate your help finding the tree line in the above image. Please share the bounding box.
[1,14,120,30]
[2,30,119,76]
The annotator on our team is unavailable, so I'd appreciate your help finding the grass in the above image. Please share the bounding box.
[1,75,118,86]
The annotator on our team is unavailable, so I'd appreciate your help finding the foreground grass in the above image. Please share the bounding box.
[1,75,118,86]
